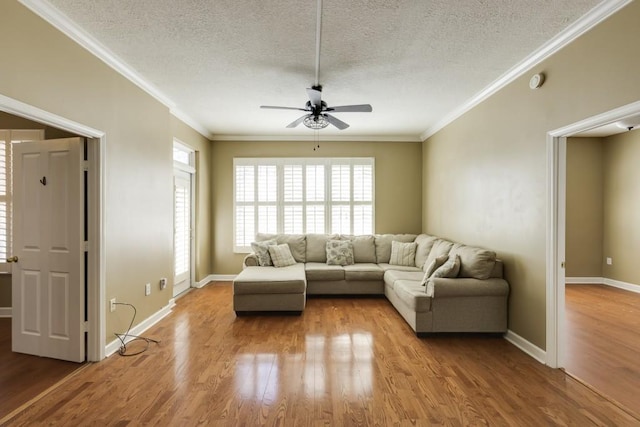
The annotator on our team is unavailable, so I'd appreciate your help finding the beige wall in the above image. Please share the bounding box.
[0,1,211,343]
[0,275,9,308]
[603,129,640,286]
[211,140,423,273]
[423,1,640,349]
[565,137,604,277]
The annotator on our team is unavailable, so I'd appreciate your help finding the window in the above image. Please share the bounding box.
[0,129,44,269]
[234,158,375,251]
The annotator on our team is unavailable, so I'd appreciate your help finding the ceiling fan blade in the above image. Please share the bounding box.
[306,87,322,107]
[327,104,373,113]
[324,114,349,130]
[261,105,308,111]
[286,114,309,128]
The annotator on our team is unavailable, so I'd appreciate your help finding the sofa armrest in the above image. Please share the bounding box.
[243,253,259,268]
[426,278,509,298]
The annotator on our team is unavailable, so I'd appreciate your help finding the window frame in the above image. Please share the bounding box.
[233,157,375,252]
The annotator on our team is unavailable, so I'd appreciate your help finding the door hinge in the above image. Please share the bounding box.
[561,261,565,268]
[83,160,89,171]
[83,241,89,252]
[83,321,89,333]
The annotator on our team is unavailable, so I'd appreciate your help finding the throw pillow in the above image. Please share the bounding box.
[268,244,297,268]
[326,239,355,266]
[430,254,461,279]
[420,254,449,286]
[389,241,418,267]
[251,239,277,266]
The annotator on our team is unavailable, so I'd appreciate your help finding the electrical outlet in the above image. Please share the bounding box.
[606,257,613,265]
[159,278,167,290]
[145,283,151,296]
[110,298,116,312]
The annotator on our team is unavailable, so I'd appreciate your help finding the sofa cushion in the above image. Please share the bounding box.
[326,239,355,266]
[414,234,438,269]
[233,264,306,294]
[449,244,497,280]
[306,234,337,263]
[339,235,377,263]
[250,239,277,266]
[383,269,424,288]
[375,234,417,263]
[343,263,384,281]
[389,241,418,267]
[393,280,431,313]
[423,239,454,272]
[269,244,297,268]
[257,233,307,263]
[305,262,345,281]
[421,254,449,285]
[378,263,422,272]
[431,254,460,278]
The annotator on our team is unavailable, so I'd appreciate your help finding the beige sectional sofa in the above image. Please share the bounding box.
[233,233,509,334]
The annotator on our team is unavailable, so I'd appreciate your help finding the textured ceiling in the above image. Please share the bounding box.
[44,0,602,140]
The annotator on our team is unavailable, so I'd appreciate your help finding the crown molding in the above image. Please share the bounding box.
[18,0,212,140]
[420,0,633,141]
[211,134,422,142]
[170,108,214,140]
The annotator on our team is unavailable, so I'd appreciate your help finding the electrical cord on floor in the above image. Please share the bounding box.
[113,302,160,356]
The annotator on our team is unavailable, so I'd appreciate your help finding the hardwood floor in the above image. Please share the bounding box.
[565,283,640,418]
[3,283,639,426]
[0,318,84,420]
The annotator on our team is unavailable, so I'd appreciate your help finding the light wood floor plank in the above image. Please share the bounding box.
[565,283,640,418]
[3,282,639,425]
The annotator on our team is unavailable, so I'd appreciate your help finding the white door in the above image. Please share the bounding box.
[174,169,192,296]
[11,137,84,363]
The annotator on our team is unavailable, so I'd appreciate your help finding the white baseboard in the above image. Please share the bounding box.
[603,277,640,294]
[0,307,11,318]
[566,276,640,294]
[504,330,546,364]
[565,276,604,284]
[105,298,176,357]
[194,274,236,288]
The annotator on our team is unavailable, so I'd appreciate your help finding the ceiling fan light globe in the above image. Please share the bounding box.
[303,115,329,129]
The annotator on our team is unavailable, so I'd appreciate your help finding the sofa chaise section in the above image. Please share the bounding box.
[233,263,306,314]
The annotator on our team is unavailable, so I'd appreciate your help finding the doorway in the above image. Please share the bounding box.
[547,100,640,408]
[0,94,105,362]
[173,140,195,297]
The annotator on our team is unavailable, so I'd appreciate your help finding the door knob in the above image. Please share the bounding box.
[7,256,18,263]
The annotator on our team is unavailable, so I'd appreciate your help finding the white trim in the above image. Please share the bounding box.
[603,278,640,294]
[212,134,421,142]
[504,330,546,364]
[565,276,604,284]
[0,92,106,362]
[105,299,176,357]
[0,94,103,138]
[0,307,11,318]
[420,0,632,141]
[546,99,640,370]
[17,0,212,141]
[170,108,212,140]
[565,276,640,293]
[194,274,235,288]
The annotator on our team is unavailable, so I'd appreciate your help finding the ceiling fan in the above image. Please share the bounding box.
[260,0,372,130]
[261,85,372,130]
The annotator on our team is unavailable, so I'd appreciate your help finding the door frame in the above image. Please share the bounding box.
[546,99,640,368]
[0,93,105,362]
[173,139,196,296]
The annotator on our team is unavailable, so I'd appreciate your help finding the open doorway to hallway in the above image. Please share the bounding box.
[547,101,640,418]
